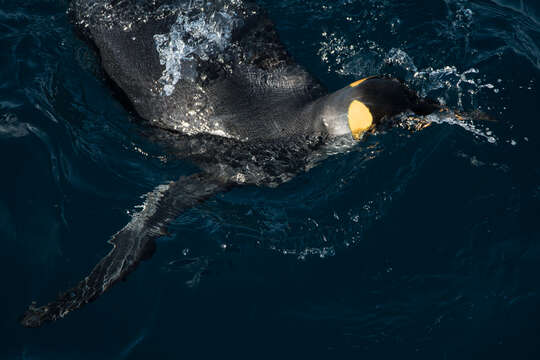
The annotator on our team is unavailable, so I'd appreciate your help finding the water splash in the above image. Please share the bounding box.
[425,113,497,144]
[384,48,418,72]
[384,48,499,109]
[154,7,240,95]
[381,49,501,143]
[280,246,336,261]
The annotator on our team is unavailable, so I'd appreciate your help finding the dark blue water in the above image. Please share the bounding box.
[2,0,540,358]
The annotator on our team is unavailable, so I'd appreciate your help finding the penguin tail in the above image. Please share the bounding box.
[20,172,232,328]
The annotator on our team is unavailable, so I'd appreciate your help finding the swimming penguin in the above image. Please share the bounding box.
[20,0,441,327]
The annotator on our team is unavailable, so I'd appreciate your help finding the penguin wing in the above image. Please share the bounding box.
[21,173,231,327]
[69,0,326,139]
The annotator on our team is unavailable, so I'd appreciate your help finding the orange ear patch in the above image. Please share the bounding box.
[349,76,372,87]
[349,78,367,88]
[348,100,373,139]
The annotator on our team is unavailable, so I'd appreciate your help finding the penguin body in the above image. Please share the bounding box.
[21,0,440,327]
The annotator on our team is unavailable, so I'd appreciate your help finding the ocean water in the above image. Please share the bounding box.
[1,0,540,358]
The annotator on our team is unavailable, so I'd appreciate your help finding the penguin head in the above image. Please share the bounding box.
[321,76,440,139]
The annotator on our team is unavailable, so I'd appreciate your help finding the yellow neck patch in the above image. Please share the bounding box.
[348,100,373,139]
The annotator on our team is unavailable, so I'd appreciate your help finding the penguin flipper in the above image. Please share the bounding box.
[21,172,231,328]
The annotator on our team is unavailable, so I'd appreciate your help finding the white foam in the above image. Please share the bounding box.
[425,113,497,144]
[153,9,239,95]
[385,48,418,72]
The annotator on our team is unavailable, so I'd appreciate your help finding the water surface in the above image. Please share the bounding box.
[1,0,540,358]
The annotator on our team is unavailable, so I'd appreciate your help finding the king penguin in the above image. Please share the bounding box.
[21,0,441,327]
